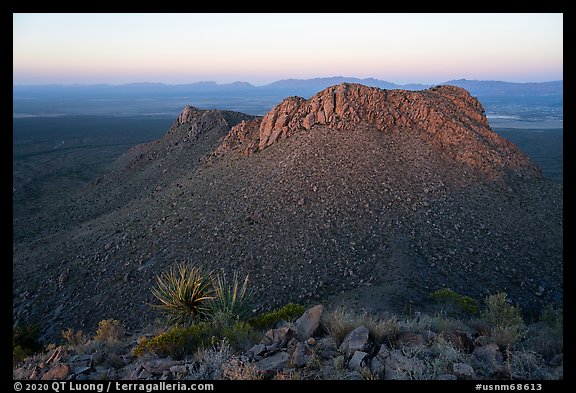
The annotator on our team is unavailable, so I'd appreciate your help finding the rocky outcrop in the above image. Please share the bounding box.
[169,105,203,131]
[218,83,540,179]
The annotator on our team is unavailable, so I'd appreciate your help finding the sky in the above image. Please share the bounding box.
[13,13,563,86]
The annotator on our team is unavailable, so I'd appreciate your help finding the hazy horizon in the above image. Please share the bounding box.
[13,13,562,85]
[11,76,564,87]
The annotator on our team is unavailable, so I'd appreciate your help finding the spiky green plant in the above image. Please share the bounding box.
[151,263,214,326]
[209,269,252,323]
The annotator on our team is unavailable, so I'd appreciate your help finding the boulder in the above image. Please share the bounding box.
[264,325,295,348]
[317,336,339,359]
[291,342,309,368]
[255,351,290,376]
[294,304,324,340]
[339,326,370,357]
[347,351,368,371]
[380,348,424,380]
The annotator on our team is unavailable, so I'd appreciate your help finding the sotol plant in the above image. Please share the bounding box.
[151,263,214,326]
[209,269,252,324]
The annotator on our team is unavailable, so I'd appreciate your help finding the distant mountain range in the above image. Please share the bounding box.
[13,77,563,97]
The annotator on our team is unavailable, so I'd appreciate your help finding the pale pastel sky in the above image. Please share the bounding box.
[13,13,563,85]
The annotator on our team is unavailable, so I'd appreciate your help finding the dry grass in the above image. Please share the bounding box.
[189,340,231,380]
[323,307,400,345]
[222,357,262,380]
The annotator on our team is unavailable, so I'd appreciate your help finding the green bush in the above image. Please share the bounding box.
[482,293,525,346]
[209,270,252,323]
[94,319,124,343]
[151,263,214,326]
[248,303,305,330]
[134,319,259,359]
[430,288,479,316]
[133,322,215,359]
[13,324,42,365]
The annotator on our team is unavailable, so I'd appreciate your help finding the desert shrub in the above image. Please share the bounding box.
[221,321,259,350]
[398,313,433,334]
[430,315,472,334]
[523,321,563,361]
[209,270,252,323]
[189,340,232,380]
[430,288,479,317]
[482,293,526,347]
[539,305,563,336]
[62,328,88,347]
[13,324,42,365]
[133,319,258,359]
[223,357,263,380]
[133,322,214,359]
[151,263,214,326]
[507,350,550,380]
[249,303,305,330]
[94,319,124,343]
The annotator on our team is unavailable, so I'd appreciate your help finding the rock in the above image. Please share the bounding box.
[370,356,385,379]
[72,366,91,375]
[452,362,476,379]
[291,342,308,368]
[142,358,181,374]
[41,364,70,380]
[550,353,563,367]
[46,346,64,364]
[381,349,424,380]
[138,368,153,379]
[264,326,295,348]
[294,304,324,340]
[397,332,425,347]
[247,344,267,360]
[169,365,189,375]
[317,336,339,359]
[255,351,290,376]
[339,326,370,357]
[347,351,368,371]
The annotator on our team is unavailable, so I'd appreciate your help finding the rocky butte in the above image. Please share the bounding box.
[12,83,562,341]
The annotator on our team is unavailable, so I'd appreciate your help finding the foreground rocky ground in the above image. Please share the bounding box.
[14,302,563,381]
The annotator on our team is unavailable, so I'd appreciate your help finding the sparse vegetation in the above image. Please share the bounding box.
[209,269,252,324]
[14,290,563,381]
[61,328,88,347]
[482,293,526,347]
[151,263,214,326]
[248,303,305,329]
[94,319,124,343]
[13,324,42,366]
[430,288,480,317]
